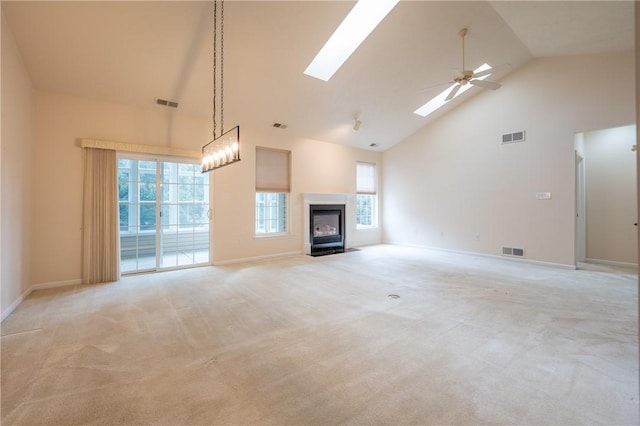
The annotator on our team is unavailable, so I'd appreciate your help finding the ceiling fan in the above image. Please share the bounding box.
[444,28,502,101]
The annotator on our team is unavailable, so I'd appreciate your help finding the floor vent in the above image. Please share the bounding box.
[502,130,526,144]
[502,246,525,257]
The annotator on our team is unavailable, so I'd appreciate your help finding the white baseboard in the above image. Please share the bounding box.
[1,286,32,323]
[383,240,576,270]
[1,278,82,323]
[32,278,82,291]
[213,251,302,266]
[585,258,638,268]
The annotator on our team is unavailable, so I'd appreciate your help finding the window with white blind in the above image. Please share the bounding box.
[356,161,377,228]
[255,147,290,235]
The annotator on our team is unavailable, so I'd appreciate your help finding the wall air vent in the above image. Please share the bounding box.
[502,246,525,257]
[273,123,288,129]
[156,98,178,108]
[502,130,526,144]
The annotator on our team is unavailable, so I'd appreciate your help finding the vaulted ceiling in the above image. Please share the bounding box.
[2,1,634,151]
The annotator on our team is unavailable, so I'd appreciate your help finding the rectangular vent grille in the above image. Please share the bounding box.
[502,246,525,257]
[502,130,526,144]
[156,98,179,108]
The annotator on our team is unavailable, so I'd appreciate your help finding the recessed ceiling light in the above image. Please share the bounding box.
[304,0,399,82]
[413,64,492,118]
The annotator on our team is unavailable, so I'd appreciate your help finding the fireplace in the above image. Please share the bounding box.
[310,204,345,255]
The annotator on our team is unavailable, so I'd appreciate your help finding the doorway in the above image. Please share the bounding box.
[575,152,586,263]
[118,156,210,274]
[574,125,637,268]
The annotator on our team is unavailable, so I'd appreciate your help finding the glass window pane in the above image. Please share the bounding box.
[179,204,194,227]
[179,174,194,186]
[139,171,155,184]
[193,203,208,224]
[140,183,156,201]
[179,185,194,202]
[119,204,129,231]
[162,162,178,184]
[139,160,156,170]
[179,163,195,173]
[140,204,156,231]
[194,174,207,186]
[194,185,205,202]
[162,203,178,226]
[118,172,130,201]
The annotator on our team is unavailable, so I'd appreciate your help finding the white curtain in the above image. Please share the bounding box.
[82,148,119,284]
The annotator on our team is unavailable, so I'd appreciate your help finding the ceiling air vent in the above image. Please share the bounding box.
[156,98,178,108]
[502,246,525,257]
[273,123,288,129]
[502,130,526,144]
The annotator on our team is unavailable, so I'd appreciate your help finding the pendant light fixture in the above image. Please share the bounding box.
[202,0,240,173]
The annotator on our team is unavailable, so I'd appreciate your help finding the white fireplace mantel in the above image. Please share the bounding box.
[302,193,354,254]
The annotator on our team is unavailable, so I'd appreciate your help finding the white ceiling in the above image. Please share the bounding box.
[2,1,634,151]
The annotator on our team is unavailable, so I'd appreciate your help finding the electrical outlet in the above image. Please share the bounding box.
[536,192,552,200]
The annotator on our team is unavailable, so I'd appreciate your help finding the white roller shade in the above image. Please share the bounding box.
[256,147,290,192]
[356,162,376,195]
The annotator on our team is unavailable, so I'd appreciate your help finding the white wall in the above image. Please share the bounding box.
[211,128,381,263]
[32,92,210,286]
[383,51,635,267]
[31,92,382,284]
[584,125,637,265]
[1,14,35,317]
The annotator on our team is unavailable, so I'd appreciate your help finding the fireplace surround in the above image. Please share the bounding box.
[302,193,353,255]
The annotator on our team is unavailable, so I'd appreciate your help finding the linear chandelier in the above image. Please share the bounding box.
[202,0,240,173]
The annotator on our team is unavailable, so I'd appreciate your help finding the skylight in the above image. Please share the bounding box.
[304,0,399,82]
[413,64,492,117]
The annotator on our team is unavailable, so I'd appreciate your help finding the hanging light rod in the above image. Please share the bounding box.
[304,0,399,82]
[203,0,240,173]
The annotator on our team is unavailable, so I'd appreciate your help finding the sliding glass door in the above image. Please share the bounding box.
[118,156,210,274]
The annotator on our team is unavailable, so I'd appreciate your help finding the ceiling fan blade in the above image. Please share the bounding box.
[473,63,513,79]
[418,81,453,92]
[445,84,461,101]
[470,79,501,90]
[473,69,493,78]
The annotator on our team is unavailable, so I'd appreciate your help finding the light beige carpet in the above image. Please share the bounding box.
[1,244,638,425]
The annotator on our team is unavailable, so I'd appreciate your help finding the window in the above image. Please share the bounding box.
[356,161,377,228]
[255,147,290,235]
[255,192,287,233]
